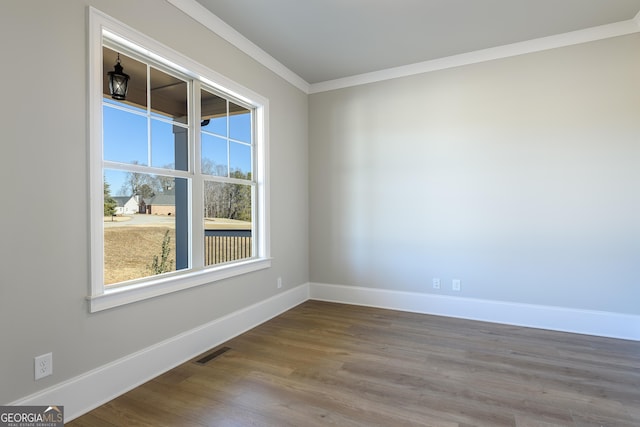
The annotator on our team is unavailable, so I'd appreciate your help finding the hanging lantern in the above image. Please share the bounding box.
[108,53,130,100]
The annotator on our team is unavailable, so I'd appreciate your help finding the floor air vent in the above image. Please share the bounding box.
[195,346,231,365]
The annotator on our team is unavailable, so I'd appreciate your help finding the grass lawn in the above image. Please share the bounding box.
[103,216,252,285]
[104,226,176,285]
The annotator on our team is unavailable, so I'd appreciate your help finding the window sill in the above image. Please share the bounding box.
[88,258,272,312]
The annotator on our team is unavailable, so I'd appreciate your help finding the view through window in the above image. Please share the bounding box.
[101,45,256,287]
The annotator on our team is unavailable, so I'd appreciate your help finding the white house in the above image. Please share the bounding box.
[111,196,138,216]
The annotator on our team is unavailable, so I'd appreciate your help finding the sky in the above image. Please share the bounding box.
[104,99,252,197]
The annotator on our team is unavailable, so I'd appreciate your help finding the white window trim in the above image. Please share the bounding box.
[88,7,270,312]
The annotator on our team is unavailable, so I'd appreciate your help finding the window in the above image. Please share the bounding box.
[89,8,270,312]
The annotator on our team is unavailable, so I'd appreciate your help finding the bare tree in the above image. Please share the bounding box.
[120,161,154,196]
[120,161,177,196]
[203,169,251,221]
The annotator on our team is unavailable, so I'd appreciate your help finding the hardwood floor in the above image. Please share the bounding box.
[68,301,640,426]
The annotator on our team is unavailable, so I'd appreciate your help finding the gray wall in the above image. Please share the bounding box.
[2,0,639,407]
[309,34,640,314]
[0,0,308,403]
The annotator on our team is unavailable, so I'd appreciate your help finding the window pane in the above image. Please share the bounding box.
[229,142,251,178]
[207,116,226,136]
[151,119,188,171]
[201,134,228,176]
[201,90,227,136]
[103,171,189,285]
[103,47,147,109]
[103,106,148,165]
[229,103,251,142]
[104,169,130,197]
[150,67,188,124]
[203,181,253,266]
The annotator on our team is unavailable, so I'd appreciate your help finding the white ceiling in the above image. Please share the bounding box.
[185,0,640,88]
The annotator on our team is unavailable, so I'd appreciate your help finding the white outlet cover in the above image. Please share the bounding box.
[34,353,53,380]
[452,279,461,291]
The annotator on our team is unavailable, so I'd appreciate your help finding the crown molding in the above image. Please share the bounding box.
[309,18,640,94]
[165,0,310,94]
[165,1,640,95]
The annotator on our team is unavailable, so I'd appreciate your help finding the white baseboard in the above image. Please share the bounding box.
[11,283,310,422]
[309,282,640,341]
[11,281,638,422]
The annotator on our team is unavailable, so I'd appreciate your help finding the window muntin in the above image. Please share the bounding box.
[90,10,269,311]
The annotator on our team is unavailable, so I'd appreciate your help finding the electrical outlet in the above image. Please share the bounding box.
[277,277,282,289]
[452,279,461,291]
[432,278,440,289]
[35,353,52,380]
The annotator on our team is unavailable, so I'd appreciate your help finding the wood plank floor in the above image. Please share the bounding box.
[68,301,640,426]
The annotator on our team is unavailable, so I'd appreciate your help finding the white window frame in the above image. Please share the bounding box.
[88,8,270,312]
